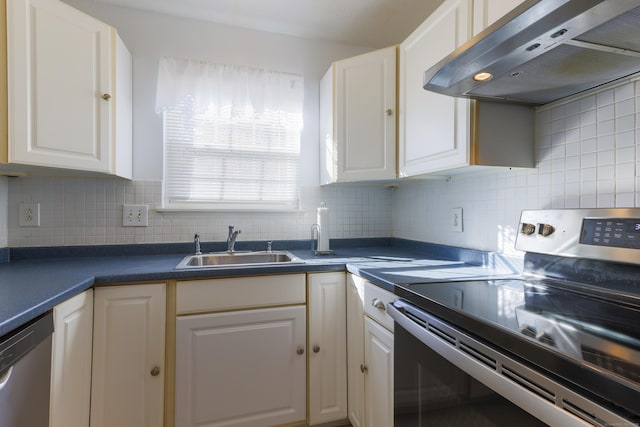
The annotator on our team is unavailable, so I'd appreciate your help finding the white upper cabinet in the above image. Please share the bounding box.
[320,46,397,184]
[473,0,526,35]
[6,0,132,178]
[399,0,533,178]
[398,0,473,177]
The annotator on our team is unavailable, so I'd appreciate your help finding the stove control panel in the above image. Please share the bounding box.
[580,218,640,249]
[516,209,640,265]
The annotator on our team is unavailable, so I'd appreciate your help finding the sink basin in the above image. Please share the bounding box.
[175,250,304,269]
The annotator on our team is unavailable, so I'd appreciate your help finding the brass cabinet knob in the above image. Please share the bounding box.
[360,364,368,373]
[102,93,112,101]
[150,366,160,376]
[372,298,386,311]
[313,345,320,353]
[385,108,393,116]
[296,346,305,355]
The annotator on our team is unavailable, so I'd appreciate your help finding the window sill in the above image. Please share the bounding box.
[154,207,304,213]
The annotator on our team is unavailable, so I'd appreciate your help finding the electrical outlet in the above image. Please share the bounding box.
[450,207,463,233]
[122,204,149,227]
[19,203,41,227]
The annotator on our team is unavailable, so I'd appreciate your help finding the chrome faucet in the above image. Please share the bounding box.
[227,226,241,252]
[194,233,202,255]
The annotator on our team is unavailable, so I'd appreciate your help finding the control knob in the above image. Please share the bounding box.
[538,223,555,237]
[521,223,536,235]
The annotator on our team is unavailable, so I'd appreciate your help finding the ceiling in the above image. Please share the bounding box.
[90,0,444,48]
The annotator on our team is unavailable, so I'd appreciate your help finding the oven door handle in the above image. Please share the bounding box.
[388,299,622,427]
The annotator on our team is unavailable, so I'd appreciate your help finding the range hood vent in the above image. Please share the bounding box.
[423,0,640,105]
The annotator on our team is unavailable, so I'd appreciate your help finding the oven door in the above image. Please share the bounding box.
[388,300,632,427]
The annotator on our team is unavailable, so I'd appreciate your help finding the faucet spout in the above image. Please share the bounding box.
[227,226,241,252]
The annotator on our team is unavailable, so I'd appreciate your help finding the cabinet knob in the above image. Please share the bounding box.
[385,108,393,116]
[102,93,112,101]
[296,346,305,355]
[360,364,368,373]
[150,366,160,376]
[372,298,386,311]
[313,345,320,353]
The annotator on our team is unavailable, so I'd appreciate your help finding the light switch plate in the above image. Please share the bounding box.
[19,203,40,227]
[450,207,463,233]
[123,204,149,227]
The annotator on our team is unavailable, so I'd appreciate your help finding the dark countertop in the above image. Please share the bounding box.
[0,241,522,338]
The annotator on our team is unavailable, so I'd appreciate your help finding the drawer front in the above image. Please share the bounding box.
[177,274,306,315]
[364,281,395,331]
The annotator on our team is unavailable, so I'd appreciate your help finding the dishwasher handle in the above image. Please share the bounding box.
[0,312,54,376]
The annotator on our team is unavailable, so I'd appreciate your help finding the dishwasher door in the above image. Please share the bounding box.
[0,312,54,427]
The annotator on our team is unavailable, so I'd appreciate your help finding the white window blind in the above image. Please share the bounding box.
[156,57,304,210]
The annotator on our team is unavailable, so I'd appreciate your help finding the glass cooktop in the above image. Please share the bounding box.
[396,278,640,387]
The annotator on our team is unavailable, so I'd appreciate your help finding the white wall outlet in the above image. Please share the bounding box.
[450,207,463,233]
[19,203,41,227]
[123,204,149,227]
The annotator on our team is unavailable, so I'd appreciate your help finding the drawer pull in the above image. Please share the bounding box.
[313,345,320,353]
[372,298,386,311]
[150,366,160,376]
[296,346,305,355]
[360,364,368,373]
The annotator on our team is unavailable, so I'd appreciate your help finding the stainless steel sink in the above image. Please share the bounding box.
[175,250,304,269]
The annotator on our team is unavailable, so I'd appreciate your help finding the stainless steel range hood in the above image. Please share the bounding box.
[423,0,640,105]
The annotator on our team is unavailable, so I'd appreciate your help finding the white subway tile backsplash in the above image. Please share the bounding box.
[597,89,615,106]
[391,78,640,253]
[7,179,391,247]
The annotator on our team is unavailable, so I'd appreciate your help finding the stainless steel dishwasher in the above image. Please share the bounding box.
[0,312,54,427]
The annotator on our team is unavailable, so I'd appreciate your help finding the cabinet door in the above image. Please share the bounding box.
[0,0,7,163]
[321,46,397,184]
[364,316,394,427]
[308,272,347,425]
[7,0,115,173]
[398,0,473,177]
[91,284,166,427]
[50,290,93,427]
[346,274,366,427]
[175,306,306,427]
[335,46,397,182]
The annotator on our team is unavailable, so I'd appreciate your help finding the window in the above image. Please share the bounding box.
[156,57,304,210]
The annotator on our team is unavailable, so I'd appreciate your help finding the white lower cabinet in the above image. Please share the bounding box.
[49,289,93,427]
[308,272,348,425]
[174,274,307,427]
[90,283,166,427]
[347,274,395,427]
[363,317,394,427]
[175,306,307,427]
[347,275,366,427]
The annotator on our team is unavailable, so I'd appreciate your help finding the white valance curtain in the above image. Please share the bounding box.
[155,56,304,116]
[156,56,304,210]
